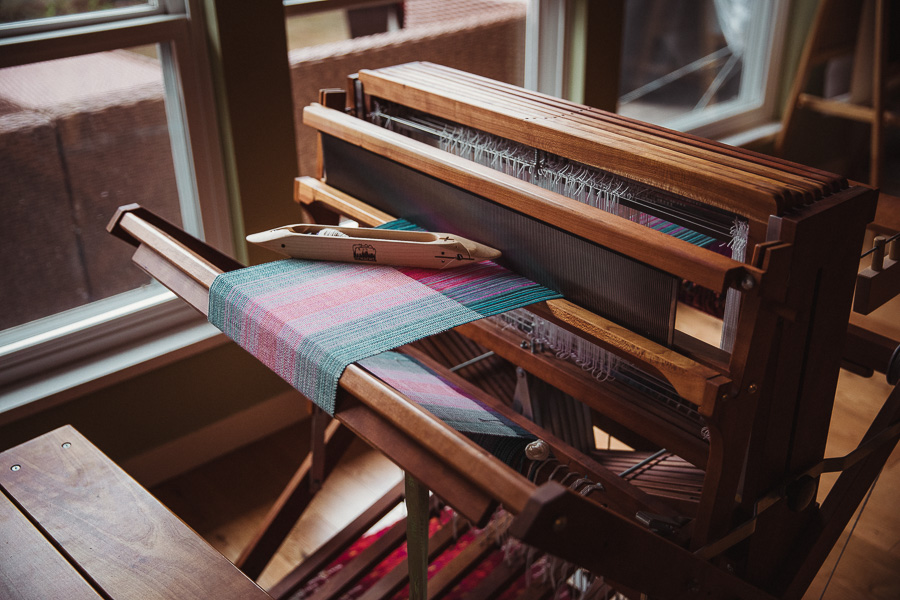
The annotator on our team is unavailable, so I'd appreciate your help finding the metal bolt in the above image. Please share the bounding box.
[748,383,759,394]
[10,465,20,472]
[741,274,756,290]
[62,442,71,449]
[720,392,729,401]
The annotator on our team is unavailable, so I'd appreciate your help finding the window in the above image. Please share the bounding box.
[0,0,230,410]
[525,0,788,139]
[618,0,788,137]
[282,0,528,177]
[1,0,157,25]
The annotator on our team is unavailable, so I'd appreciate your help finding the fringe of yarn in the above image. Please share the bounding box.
[371,101,724,247]
[719,218,750,352]
[493,308,623,382]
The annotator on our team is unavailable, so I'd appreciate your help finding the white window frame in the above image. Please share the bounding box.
[0,0,232,419]
[525,0,790,140]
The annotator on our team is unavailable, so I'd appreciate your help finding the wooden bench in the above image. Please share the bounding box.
[0,425,272,600]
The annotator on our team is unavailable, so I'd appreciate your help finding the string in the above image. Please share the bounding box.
[370,100,739,244]
[817,474,880,599]
[859,231,900,258]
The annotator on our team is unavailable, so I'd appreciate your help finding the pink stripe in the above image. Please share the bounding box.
[252,270,439,367]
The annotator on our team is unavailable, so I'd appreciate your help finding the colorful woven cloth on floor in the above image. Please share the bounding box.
[359,351,535,467]
[208,219,562,415]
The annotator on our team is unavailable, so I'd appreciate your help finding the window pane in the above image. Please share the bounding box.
[286,0,528,176]
[0,1,156,24]
[618,0,755,124]
[0,46,183,331]
[285,8,349,51]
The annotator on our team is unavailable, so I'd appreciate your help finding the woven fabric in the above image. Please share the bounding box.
[359,352,534,465]
[208,220,561,414]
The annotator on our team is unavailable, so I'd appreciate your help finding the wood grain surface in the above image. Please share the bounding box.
[0,426,271,600]
[0,490,101,600]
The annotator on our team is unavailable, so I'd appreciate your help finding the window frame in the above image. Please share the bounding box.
[525,0,791,139]
[0,0,232,414]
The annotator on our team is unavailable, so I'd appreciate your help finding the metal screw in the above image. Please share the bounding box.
[62,442,71,449]
[748,383,759,394]
[553,515,567,532]
[720,392,729,401]
[10,465,20,472]
[741,274,756,290]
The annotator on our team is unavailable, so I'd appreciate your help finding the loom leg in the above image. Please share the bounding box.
[236,416,356,579]
[405,472,430,600]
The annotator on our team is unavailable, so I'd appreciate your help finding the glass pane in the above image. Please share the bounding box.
[285,8,350,51]
[286,0,528,176]
[0,0,155,24]
[0,46,183,331]
[618,0,753,124]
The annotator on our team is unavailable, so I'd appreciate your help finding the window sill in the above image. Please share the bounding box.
[0,318,226,427]
[716,121,782,149]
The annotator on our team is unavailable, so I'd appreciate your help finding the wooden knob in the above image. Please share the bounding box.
[872,236,887,271]
[525,439,550,461]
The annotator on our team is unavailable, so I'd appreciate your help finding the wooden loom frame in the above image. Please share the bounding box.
[107,64,900,599]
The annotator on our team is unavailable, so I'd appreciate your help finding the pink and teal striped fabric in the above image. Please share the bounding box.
[360,351,535,466]
[208,220,561,415]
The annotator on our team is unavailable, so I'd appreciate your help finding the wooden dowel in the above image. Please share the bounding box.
[295,176,396,225]
[872,235,887,271]
[118,212,222,287]
[405,473,430,600]
[355,516,470,600]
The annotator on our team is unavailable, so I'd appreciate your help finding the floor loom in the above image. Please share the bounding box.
[108,62,900,599]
